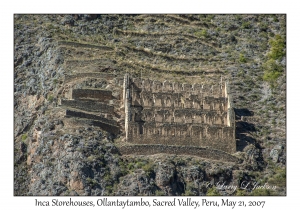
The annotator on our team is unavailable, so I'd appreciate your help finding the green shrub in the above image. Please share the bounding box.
[241,21,251,29]
[201,29,208,37]
[261,42,268,51]
[155,190,165,196]
[105,185,113,194]
[183,190,195,196]
[86,177,98,187]
[48,95,54,102]
[236,189,246,196]
[262,59,283,83]
[206,187,220,196]
[135,161,145,169]
[236,15,242,21]
[194,29,209,38]
[206,15,215,21]
[268,167,286,187]
[127,162,135,171]
[268,35,285,60]
[272,15,279,22]
[175,158,186,166]
[239,54,247,63]
[104,173,113,183]
[142,162,155,177]
[87,155,96,162]
[259,22,268,32]
[21,133,27,141]
[250,188,271,196]
[118,161,129,176]
[183,182,197,196]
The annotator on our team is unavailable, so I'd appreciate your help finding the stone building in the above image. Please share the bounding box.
[123,74,236,154]
[61,72,236,158]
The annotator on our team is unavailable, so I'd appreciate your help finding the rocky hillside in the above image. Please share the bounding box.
[14,14,286,196]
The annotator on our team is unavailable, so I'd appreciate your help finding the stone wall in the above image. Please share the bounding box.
[66,109,117,126]
[124,74,130,140]
[124,76,236,154]
[127,122,235,153]
[62,73,121,136]
[61,99,114,113]
[130,107,227,125]
[131,91,228,111]
[118,144,240,163]
[67,118,120,135]
[131,78,226,97]
[72,89,113,101]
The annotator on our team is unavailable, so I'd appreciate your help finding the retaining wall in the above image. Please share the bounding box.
[61,99,114,113]
[68,118,119,135]
[127,122,235,153]
[118,144,240,163]
[66,109,118,126]
[72,89,113,101]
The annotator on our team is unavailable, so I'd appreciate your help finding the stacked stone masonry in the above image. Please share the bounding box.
[124,74,236,154]
[72,89,113,101]
[62,82,120,134]
[61,99,114,113]
[62,72,236,157]
[119,145,240,163]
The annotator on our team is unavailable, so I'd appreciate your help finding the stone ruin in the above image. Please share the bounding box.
[61,72,236,161]
[123,74,236,154]
[61,73,122,136]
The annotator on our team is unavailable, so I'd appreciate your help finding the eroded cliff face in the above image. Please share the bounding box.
[14,14,286,196]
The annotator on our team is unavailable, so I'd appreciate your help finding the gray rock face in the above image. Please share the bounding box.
[269,149,279,162]
[270,145,283,163]
[116,169,156,196]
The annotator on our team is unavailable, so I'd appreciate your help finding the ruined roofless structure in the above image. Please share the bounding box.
[62,72,236,160]
[123,74,236,154]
